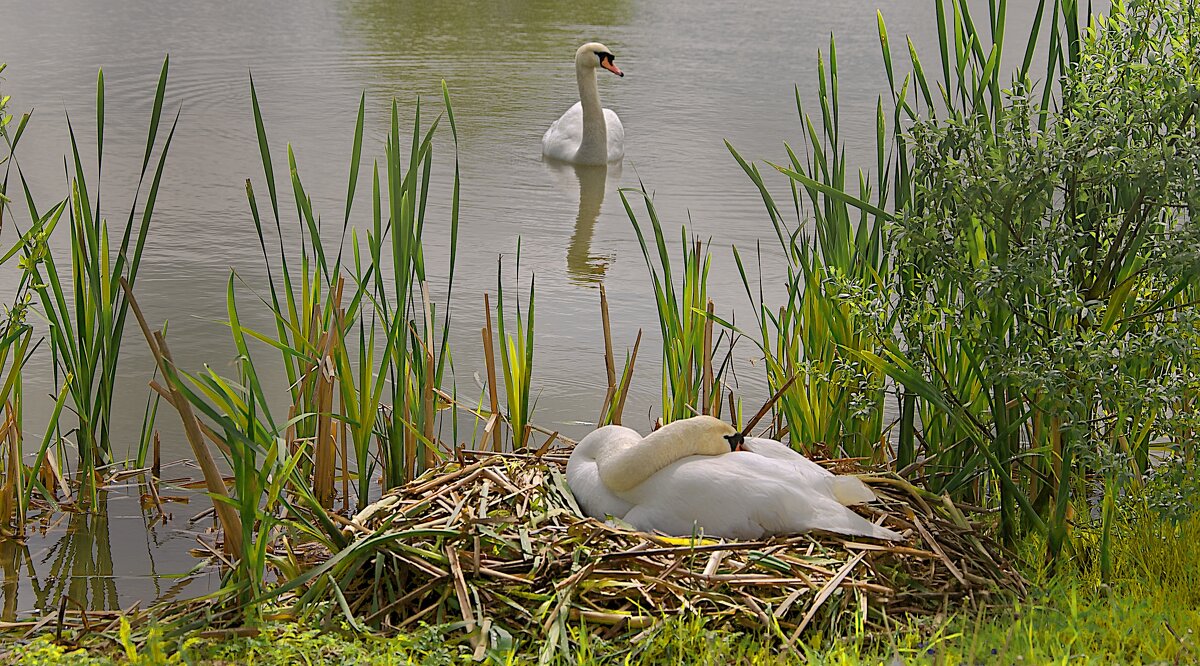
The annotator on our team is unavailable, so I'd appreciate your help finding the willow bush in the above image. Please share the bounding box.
[725,0,1200,561]
[887,0,1200,555]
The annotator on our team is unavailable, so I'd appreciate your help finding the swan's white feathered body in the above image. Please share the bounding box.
[565,416,901,541]
[542,102,625,164]
[542,42,625,165]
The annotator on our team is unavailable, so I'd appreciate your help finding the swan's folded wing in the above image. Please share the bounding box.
[566,424,636,521]
[742,438,833,478]
[742,438,877,505]
[603,108,624,162]
[618,454,900,541]
[542,102,584,161]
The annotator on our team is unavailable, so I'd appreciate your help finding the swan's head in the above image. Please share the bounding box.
[575,42,624,77]
[654,415,739,456]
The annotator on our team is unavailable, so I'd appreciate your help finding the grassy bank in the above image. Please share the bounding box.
[7,503,1200,665]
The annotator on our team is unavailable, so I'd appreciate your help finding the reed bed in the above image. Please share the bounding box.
[262,448,1024,659]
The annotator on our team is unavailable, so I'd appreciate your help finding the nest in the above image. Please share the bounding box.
[303,448,1025,657]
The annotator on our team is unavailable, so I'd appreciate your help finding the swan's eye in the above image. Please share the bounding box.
[597,52,614,64]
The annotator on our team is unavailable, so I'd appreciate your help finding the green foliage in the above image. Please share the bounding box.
[885,0,1200,551]
[726,0,1200,559]
[140,79,465,619]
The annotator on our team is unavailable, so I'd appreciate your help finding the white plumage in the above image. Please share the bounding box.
[542,102,625,164]
[542,42,625,165]
[566,416,902,541]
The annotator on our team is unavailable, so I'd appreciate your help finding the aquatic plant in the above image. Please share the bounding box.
[492,242,537,449]
[15,58,176,505]
[623,185,728,424]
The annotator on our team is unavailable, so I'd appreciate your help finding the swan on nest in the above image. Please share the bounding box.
[566,415,902,541]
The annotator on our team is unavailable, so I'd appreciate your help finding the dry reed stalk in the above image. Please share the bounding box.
[340,390,349,513]
[482,293,501,451]
[702,299,714,415]
[152,432,161,480]
[742,374,800,437]
[313,353,336,509]
[611,330,642,426]
[120,278,243,560]
[0,404,19,535]
[147,382,232,457]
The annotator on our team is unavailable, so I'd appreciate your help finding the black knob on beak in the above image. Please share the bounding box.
[723,432,745,452]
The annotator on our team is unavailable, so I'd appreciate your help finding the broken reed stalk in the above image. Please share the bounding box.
[152,431,161,480]
[481,293,501,452]
[313,277,346,509]
[600,284,618,417]
[611,330,642,426]
[742,373,801,437]
[340,391,350,513]
[314,353,336,509]
[0,404,19,536]
[120,277,243,560]
[702,299,714,415]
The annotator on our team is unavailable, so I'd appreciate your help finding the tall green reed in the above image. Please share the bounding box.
[0,69,36,535]
[15,58,176,503]
[622,186,726,424]
[492,243,535,449]
[726,37,890,458]
[236,79,460,513]
[125,80,463,615]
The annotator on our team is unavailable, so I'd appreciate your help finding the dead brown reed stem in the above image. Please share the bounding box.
[309,297,335,508]
[611,330,642,426]
[420,282,436,471]
[314,354,336,509]
[481,293,501,451]
[742,373,800,437]
[120,277,243,560]
[152,432,161,480]
[600,284,617,395]
[0,403,19,536]
[340,391,349,513]
[702,299,714,415]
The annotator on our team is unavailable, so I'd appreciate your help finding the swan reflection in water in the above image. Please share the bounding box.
[544,160,618,284]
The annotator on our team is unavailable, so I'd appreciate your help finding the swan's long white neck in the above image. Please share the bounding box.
[574,60,608,165]
[593,417,732,493]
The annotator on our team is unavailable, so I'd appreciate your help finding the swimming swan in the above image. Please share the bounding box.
[565,415,902,541]
[542,42,625,165]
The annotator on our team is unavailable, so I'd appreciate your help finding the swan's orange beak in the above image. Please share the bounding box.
[601,60,624,77]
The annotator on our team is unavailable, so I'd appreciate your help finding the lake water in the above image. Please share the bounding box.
[0,0,1058,616]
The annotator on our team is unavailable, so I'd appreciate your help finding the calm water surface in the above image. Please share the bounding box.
[0,0,1054,614]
